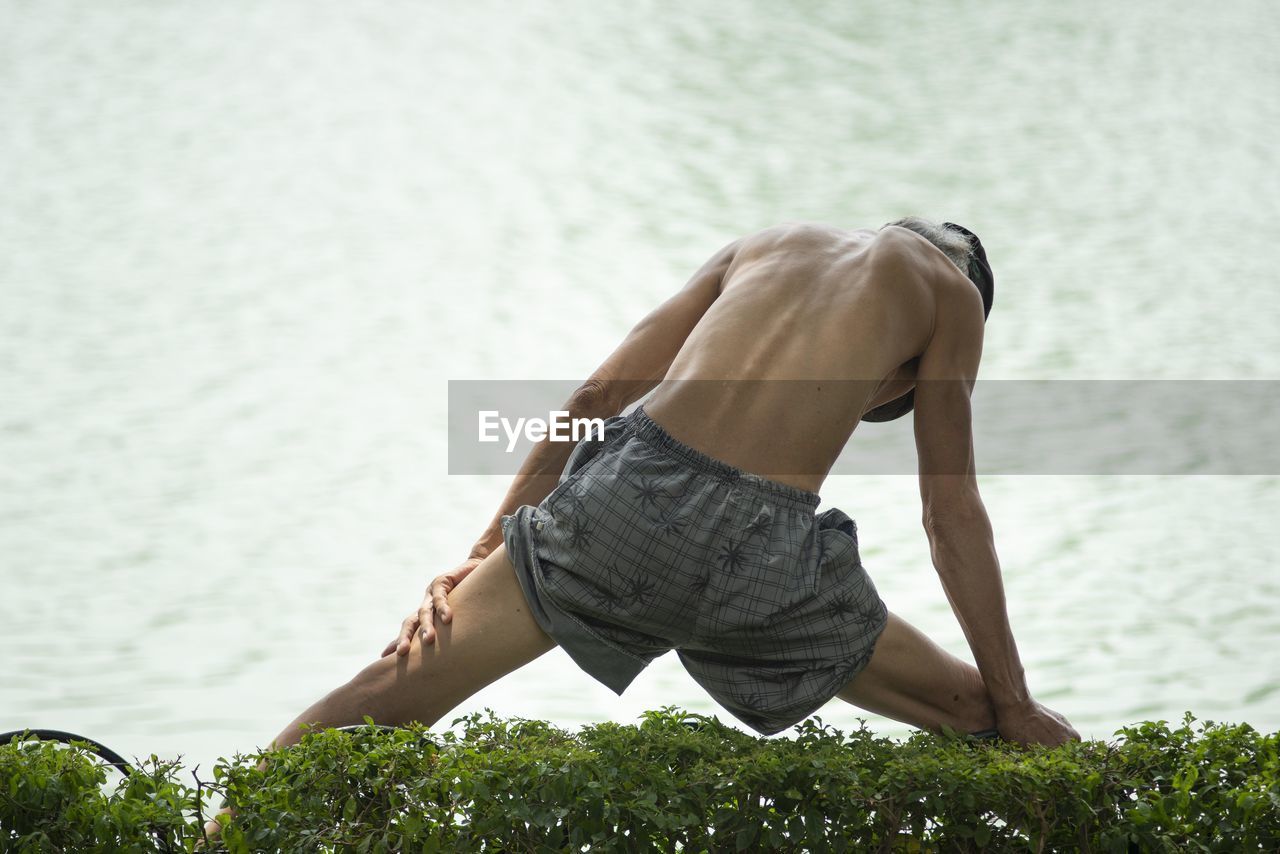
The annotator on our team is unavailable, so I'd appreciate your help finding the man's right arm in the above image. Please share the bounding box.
[912,274,1077,745]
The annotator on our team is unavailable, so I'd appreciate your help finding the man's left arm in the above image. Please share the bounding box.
[388,238,740,653]
[466,237,742,563]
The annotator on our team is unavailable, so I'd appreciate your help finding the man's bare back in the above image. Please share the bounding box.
[645,221,975,492]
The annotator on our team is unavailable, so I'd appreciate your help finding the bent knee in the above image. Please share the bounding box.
[947,668,996,732]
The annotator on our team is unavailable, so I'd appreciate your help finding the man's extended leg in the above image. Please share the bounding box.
[267,544,556,750]
[836,611,997,735]
[203,545,556,843]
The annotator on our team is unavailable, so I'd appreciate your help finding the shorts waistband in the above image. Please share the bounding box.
[626,405,822,510]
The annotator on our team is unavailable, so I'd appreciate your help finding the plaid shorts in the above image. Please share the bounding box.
[501,404,889,736]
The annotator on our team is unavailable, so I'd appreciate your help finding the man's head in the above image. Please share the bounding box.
[879,216,994,318]
[861,217,995,422]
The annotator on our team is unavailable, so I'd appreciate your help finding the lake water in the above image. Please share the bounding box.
[3,1,1278,776]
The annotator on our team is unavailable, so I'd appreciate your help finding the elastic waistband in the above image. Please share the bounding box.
[626,405,822,510]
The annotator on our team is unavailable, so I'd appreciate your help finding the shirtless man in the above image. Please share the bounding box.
[265,217,1079,757]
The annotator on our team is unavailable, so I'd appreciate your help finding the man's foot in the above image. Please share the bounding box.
[197,807,231,849]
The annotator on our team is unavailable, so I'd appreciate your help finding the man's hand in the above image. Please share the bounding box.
[994,698,1080,747]
[380,556,484,657]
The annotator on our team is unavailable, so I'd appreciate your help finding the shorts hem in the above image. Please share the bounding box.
[739,603,891,737]
[502,508,652,695]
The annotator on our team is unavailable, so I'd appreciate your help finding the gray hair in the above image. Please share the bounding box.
[881,216,973,275]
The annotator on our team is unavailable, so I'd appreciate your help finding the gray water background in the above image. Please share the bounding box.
[2,1,1278,774]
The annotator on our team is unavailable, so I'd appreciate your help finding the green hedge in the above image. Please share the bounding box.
[2,708,1277,852]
